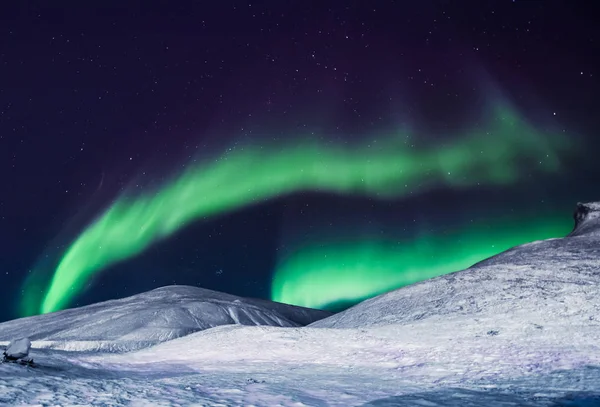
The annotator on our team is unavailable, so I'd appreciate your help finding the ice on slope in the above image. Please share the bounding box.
[0,285,330,351]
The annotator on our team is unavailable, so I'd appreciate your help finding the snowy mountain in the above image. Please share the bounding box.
[311,201,600,330]
[0,285,331,351]
[2,203,600,406]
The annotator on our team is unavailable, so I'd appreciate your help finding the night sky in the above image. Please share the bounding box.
[1,1,599,322]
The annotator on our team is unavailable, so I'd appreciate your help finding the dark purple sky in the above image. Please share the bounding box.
[0,1,598,321]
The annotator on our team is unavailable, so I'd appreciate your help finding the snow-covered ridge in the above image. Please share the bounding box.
[0,285,331,351]
[312,201,600,329]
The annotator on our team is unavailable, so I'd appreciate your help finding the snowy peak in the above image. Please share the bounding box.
[569,201,600,237]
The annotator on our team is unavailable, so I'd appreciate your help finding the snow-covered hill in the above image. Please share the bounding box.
[310,202,600,330]
[0,285,331,351]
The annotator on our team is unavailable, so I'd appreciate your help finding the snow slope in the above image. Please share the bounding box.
[311,202,600,330]
[0,285,331,351]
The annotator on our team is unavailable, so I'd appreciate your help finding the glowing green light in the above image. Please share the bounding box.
[271,214,572,309]
[33,102,568,314]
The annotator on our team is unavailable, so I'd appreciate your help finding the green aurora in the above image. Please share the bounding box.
[271,213,573,310]
[25,102,571,315]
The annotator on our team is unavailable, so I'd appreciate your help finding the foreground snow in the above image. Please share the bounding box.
[1,322,600,406]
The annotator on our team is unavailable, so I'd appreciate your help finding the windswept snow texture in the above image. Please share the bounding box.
[0,285,331,351]
[2,202,600,406]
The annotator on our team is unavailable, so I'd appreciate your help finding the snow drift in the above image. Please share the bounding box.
[0,285,331,351]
